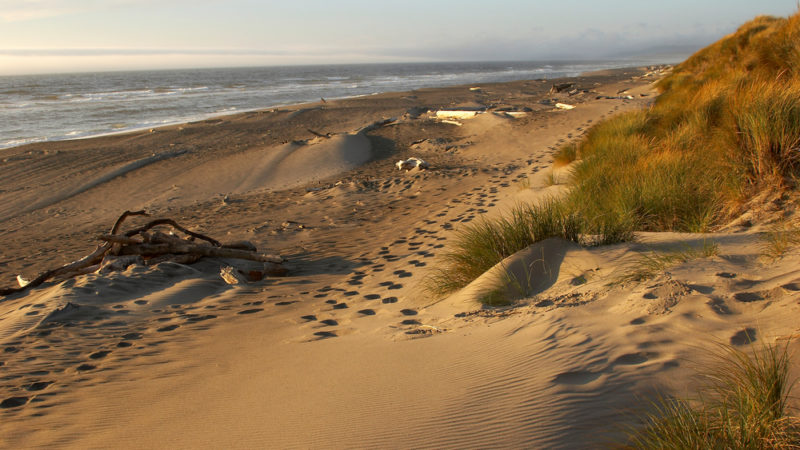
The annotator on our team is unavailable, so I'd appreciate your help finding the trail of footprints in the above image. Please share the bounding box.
[0,121,607,410]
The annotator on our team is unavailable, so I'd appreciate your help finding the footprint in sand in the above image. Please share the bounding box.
[237,309,264,315]
[401,319,421,325]
[707,297,732,315]
[275,301,298,306]
[733,292,764,303]
[313,331,337,339]
[319,319,338,326]
[185,314,217,323]
[117,341,133,348]
[358,309,376,316]
[553,370,601,385]
[89,350,111,360]
[730,328,757,346]
[364,294,381,300]
[382,297,399,304]
[1,397,28,408]
[400,309,418,316]
[76,363,96,371]
[612,352,653,366]
[157,324,180,332]
[26,381,53,392]
[781,282,800,291]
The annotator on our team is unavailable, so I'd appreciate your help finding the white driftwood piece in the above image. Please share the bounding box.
[220,266,249,285]
[435,110,479,120]
[396,157,429,171]
[555,103,576,110]
[16,275,30,288]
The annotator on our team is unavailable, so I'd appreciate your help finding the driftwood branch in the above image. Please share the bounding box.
[123,219,221,247]
[116,242,283,264]
[0,209,147,296]
[2,211,286,297]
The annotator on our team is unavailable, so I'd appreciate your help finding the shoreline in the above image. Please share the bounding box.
[0,64,664,152]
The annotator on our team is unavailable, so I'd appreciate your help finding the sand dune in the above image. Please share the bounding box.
[3,66,798,448]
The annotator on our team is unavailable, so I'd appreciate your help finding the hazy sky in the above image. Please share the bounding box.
[0,0,797,75]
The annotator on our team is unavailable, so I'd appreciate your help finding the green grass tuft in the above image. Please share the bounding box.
[627,342,800,449]
[425,199,582,299]
[760,222,800,261]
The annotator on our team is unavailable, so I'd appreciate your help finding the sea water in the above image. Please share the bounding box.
[0,59,670,150]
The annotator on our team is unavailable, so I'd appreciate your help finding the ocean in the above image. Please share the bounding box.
[0,59,669,150]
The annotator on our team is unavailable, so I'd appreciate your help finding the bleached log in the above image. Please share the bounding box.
[16,275,30,288]
[436,110,479,120]
[220,266,248,285]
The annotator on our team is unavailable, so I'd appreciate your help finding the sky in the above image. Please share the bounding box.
[0,0,797,75]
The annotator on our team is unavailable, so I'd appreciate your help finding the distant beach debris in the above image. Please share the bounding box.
[549,83,574,94]
[595,95,635,100]
[435,110,480,120]
[1,210,286,296]
[555,103,576,110]
[396,157,429,171]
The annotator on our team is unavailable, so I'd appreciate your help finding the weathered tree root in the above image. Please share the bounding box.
[1,210,285,297]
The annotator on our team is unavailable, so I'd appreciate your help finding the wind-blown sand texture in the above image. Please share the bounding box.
[2,67,800,448]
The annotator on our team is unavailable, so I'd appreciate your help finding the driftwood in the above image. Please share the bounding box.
[1,210,286,297]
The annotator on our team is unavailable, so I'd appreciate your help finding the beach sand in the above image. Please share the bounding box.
[2,66,800,448]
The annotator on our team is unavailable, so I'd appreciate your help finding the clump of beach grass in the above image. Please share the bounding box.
[553,143,579,167]
[626,342,799,449]
[760,221,800,261]
[425,199,581,297]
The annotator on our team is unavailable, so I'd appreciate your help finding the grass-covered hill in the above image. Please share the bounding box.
[561,12,800,233]
[429,11,800,298]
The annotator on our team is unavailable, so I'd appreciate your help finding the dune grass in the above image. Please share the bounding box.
[427,11,800,301]
[425,199,582,297]
[627,343,799,449]
[565,12,800,233]
[760,222,800,261]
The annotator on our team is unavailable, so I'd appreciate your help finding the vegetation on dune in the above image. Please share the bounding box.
[429,11,800,299]
[626,343,800,449]
[562,11,800,233]
[425,199,582,297]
